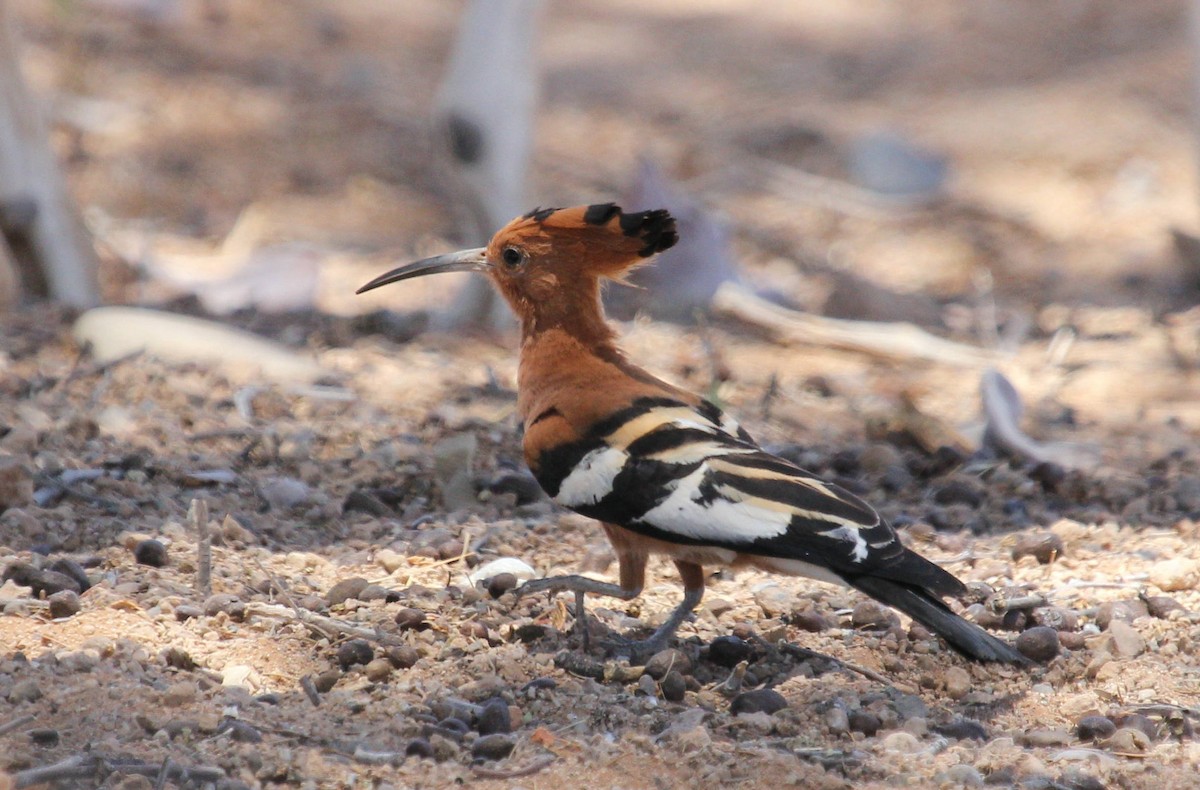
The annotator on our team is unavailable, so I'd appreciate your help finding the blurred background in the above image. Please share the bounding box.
[7,0,1196,319]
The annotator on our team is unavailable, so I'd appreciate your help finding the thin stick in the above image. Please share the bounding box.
[244,602,400,645]
[0,714,34,737]
[776,642,899,688]
[471,754,557,779]
[14,755,94,788]
[190,498,211,598]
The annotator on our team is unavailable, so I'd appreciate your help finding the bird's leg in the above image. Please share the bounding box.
[621,560,706,664]
[515,534,646,650]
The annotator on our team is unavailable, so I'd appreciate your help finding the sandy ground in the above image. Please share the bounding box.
[3,1,1200,788]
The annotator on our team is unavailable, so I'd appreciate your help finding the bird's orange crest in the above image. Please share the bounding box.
[486,203,678,282]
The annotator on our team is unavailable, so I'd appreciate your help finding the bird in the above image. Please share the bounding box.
[357,203,1026,665]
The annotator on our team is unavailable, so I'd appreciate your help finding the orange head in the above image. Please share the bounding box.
[357,204,677,336]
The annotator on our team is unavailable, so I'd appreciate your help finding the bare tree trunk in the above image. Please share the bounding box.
[0,1,100,308]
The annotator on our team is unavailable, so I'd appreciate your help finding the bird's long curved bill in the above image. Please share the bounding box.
[355,248,489,294]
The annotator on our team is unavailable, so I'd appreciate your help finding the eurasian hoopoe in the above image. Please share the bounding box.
[359,204,1026,664]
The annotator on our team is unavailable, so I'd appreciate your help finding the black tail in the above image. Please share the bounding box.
[849,575,1028,664]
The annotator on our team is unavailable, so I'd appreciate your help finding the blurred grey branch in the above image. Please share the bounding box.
[0,1,100,310]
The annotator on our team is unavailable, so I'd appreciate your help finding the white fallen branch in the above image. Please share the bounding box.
[712,282,1000,366]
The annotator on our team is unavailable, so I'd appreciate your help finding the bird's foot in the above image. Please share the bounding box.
[514,575,640,653]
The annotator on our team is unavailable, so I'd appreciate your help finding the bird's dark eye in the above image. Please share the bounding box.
[501,247,525,269]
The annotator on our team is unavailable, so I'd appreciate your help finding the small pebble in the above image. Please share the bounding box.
[931,715,988,739]
[486,572,518,599]
[881,731,921,753]
[203,593,245,620]
[162,680,197,707]
[1113,713,1158,741]
[848,709,881,736]
[313,669,339,693]
[162,647,195,671]
[943,666,971,699]
[1145,595,1185,619]
[365,658,393,682]
[707,635,752,667]
[851,600,899,631]
[47,589,80,618]
[730,688,787,716]
[635,674,657,697]
[406,737,434,758]
[326,577,369,606]
[939,765,983,788]
[660,670,687,702]
[1107,727,1151,753]
[1095,599,1149,629]
[47,558,91,592]
[1016,626,1060,663]
[825,707,849,735]
[1106,620,1145,657]
[218,719,263,743]
[1029,606,1078,632]
[790,609,832,633]
[260,477,312,511]
[471,733,516,761]
[134,539,168,567]
[337,639,374,670]
[1011,531,1064,564]
[394,608,428,630]
[386,645,419,669]
[1019,728,1071,747]
[476,697,512,735]
[174,604,203,622]
[8,679,42,703]
[643,648,691,680]
[1076,715,1117,741]
[1148,557,1200,592]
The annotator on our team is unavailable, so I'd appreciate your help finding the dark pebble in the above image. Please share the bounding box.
[1060,771,1106,790]
[848,709,881,736]
[174,604,203,622]
[336,639,374,670]
[162,647,195,671]
[255,693,281,705]
[1029,461,1066,492]
[476,697,512,735]
[851,600,899,631]
[1113,713,1158,741]
[486,572,519,599]
[406,738,434,759]
[660,670,687,702]
[47,589,80,618]
[219,719,263,743]
[933,479,985,508]
[342,490,391,516]
[1012,531,1065,564]
[554,650,604,680]
[472,733,516,761]
[643,648,691,680]
[513,623,549,643]
[1015,626,1060,663]
[32,569,81,598]
[880,464,914,492]
[358,584,394,602]
[459,621,488,640]
[326,577,369,606]
[1076,715,1116,741]
[134,539,168,567]
[29,728,59,746]
[394,608,428,630]
[436,717,471,737]
[47,558,91,592]
[437,540,465,561]
[486,471,544,504]
[520,677,557,693]
[730,688,787,716]
[386,645,419,669]
[790,609,832,633]
[893,694,928,721]
[829,449,860,475]
[1145,596,1185,619]
[983,767,1017,786]
[707,635,753,667]
[933,718,989,741]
